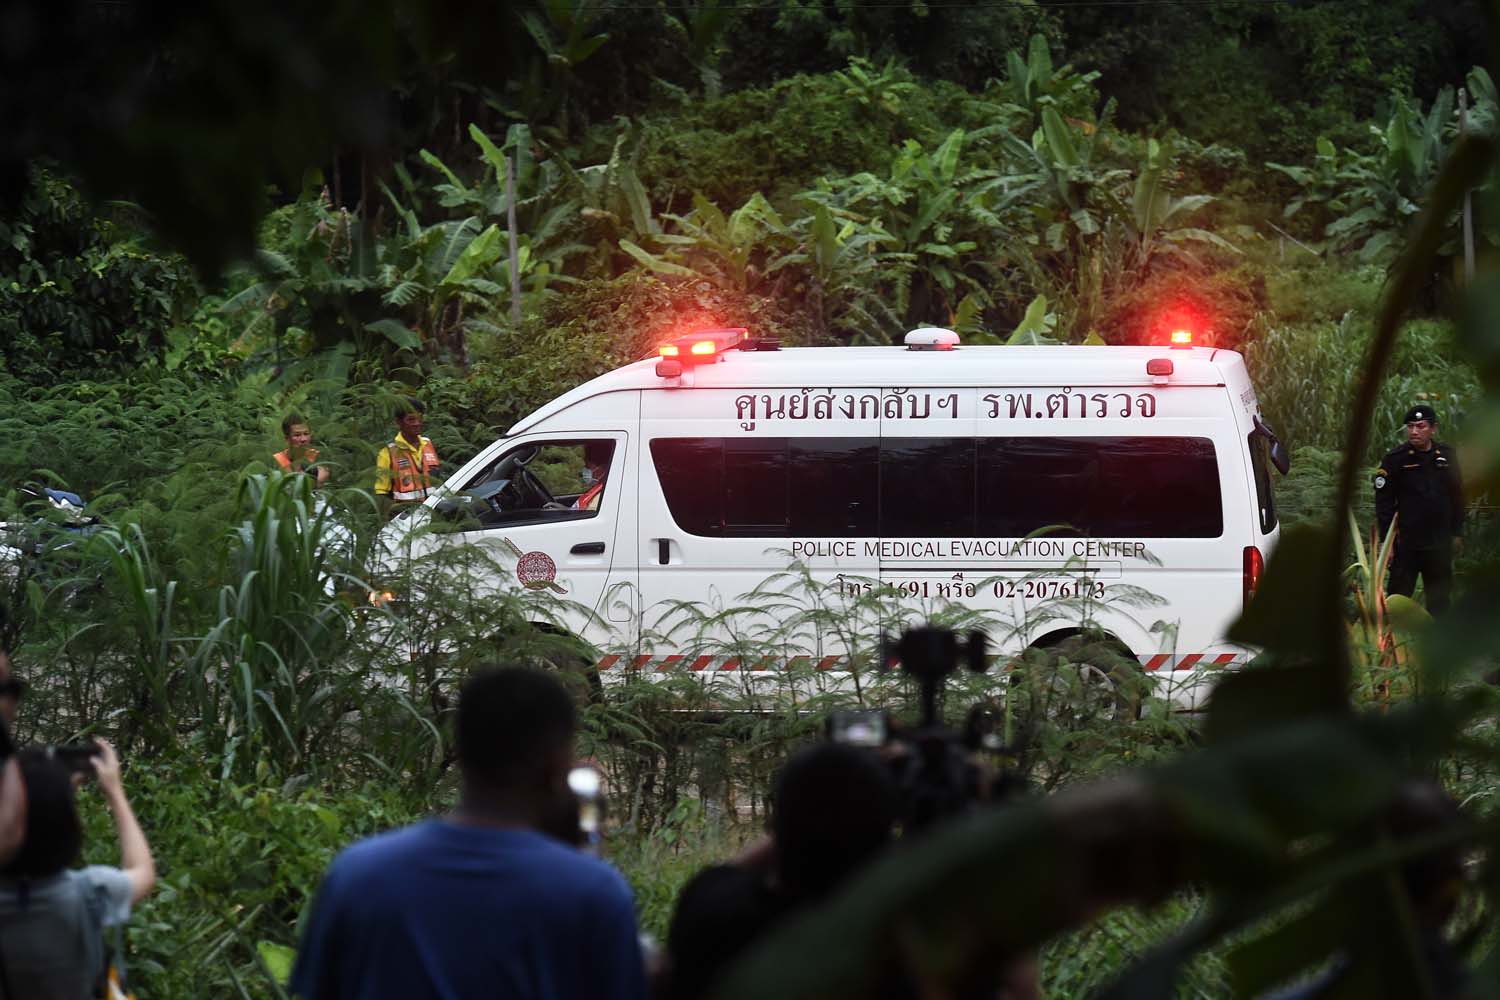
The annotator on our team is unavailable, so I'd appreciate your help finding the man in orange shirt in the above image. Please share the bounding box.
[274,413,329,486]
[572,443,611,512]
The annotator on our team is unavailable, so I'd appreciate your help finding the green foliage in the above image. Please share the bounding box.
[75,752,426,997]
[1244,314,1480,468]
[992,33,1101,130]
[13,12,1500,999]
[0,167,198,382]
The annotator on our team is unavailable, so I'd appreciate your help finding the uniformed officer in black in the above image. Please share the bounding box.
[1374,405,1464,613]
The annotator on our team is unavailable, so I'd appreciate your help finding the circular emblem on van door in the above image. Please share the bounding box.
[516,550,560,590]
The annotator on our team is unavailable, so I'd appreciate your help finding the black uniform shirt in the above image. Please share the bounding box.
[1374,442,1464,548]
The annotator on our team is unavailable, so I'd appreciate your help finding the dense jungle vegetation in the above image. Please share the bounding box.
[4,1,1500,996]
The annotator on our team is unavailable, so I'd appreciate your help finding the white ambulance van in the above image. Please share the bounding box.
[382,327,1287,709]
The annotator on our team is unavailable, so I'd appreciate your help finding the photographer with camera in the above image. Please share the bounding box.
[664,742,900,1000]
[666,627,1042,1000]
[0,739,156,998]
[291,664,647,1000]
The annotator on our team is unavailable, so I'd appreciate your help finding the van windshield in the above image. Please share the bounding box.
[651,436,1223,538]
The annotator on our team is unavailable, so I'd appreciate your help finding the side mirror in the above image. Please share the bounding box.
[1270,439,1291,476]
[1254,415,1292,475]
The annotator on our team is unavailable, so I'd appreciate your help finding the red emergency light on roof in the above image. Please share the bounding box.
[1170,330,1193,346]
[657,328,749,364]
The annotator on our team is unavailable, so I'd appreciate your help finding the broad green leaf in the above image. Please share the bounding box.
[427,217,482,277]
[1041,107,1080,169]
[365,319,420,350]
[418,149,467,196]
[1025,32,1052,90]
[619,239,697,277]
[618,168,657,236]
[440,224,501,288]
[1164,227,1240,255]
[1070,207,1100,235]
[1006,294,1055,345]
[811,205,839,274]
[519,12,557,56]
[933,129,966,184]
[1132,138,1166,234]
[565,32,609,66]
[1383,593,1430,634]
[256,941,296,985]
[467,124,509,188]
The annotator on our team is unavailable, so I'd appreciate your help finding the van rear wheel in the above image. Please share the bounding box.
[1012,636,1143,734]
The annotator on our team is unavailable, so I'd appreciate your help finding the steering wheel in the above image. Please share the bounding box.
[488,481,521,515]
[517,467,557,508]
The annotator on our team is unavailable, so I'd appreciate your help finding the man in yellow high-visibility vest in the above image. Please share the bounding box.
[375,399,441,519]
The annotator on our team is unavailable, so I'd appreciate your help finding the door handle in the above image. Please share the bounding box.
[658,539,670,565]
[570,542,606,555]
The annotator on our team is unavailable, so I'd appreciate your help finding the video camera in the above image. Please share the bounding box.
[827,626,1022,832]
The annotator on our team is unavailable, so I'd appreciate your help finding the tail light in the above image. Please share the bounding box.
[1243,545,1264,610]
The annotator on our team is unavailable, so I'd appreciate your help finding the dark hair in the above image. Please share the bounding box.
[771,743,898,898]
[281,412,308,436]
[4,748,82,878]
[394,398,426,422]
[584,441,612,467]
[457,666,576,790]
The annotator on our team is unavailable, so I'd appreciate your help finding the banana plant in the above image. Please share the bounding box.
[798,129,1025,322]
[1104,136,1239,271]
[767,203,911,343]
[661,0,735,98]
[549,130,660,244]
[991,33,1100,128]
[620,192,793,292]
[1275,88,1476,263]
[1267,136,1345,238]
[379,215,505,354]
[519,0,610,136]
[220,187,418,357]
[833,56,917,118]
[1008,104,1128,255]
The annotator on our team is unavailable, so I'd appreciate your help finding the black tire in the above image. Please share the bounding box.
[1011,635,1143,735]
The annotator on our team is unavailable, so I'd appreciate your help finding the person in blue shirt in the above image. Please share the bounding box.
[290,666,647,1000]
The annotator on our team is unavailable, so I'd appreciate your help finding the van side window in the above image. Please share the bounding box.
[651,438,879,537]
[880,439,975,537]
[976,437,1223,538]
[652,436,1222,538]
[1248,433,1279,534]
[444,439,615,529]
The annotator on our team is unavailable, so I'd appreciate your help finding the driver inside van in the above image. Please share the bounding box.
[573,444,610,511]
